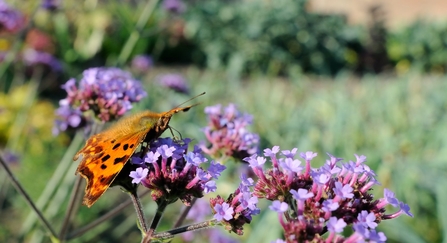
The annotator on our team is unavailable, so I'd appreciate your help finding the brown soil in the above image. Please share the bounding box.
[309,0,447,29]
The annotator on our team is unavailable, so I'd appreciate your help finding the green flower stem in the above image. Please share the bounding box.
[0,154,58,240]
[153,219,218,240]
[65,190,150,240]
[142,200,168,243]
[20,131,84,236]
[6,72,41,151]
[115,0,160,66]
[130,190,149,234]
[58,176,83,241]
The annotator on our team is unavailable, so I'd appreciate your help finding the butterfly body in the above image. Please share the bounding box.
[74,106,194,207]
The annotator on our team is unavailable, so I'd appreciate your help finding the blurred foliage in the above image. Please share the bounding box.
[183,0,365,76]
[388,20,447,74]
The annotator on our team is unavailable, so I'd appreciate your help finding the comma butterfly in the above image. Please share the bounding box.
[74,93,204,207]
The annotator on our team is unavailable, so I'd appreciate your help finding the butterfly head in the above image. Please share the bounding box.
[156,105,195,132]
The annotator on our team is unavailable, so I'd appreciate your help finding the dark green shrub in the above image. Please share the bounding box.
[183,0,365,76]
[387,20,447,74]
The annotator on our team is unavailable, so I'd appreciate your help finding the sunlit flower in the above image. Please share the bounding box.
[130,137,222,205]
[201,104,259,161]
[210,175,259,235]
[249,146,413,242]
[53,67,146,134]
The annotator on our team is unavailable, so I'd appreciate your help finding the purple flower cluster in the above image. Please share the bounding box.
[210,174,260,235]
[201,104,260,161]
[53,67,146,134]
[156,73,190,94]
[129,137,225,205]
[245,146,413,242]
[0,0,24,32]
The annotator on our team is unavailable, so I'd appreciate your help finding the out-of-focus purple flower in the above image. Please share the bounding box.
[186,198,211,222]
[52,100,85,135]
[209,229,240,243]
[201,104,260,161]
[0,1,24,32]
[22,49,62,72]
[248,147,413,242]
[41,0,59,11]
[156,73,189,94]
[53,67,147,134]
[131,54,153,73]
[130,137,220,205]
[1,150,20,166]
[162,0,186,14]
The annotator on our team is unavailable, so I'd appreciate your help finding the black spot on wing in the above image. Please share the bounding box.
[101,154,111,162]
[111,139,116,144]
[112,143,121,150]
[100,164,107,170]
[123,144,129,151]
[114,155,128,165]
[130,144,134,149]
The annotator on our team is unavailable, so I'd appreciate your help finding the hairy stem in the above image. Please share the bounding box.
[153,219,218,240]
[130,190,149,233]
[142,201,168,243]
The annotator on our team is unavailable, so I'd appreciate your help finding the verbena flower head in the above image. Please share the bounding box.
[0,1,24,32]
[131,54,153,73]
[201,104,260,161]
[251,146,413,242]
[209,175,259,235]
[156,73,190,94]
[53,67,146,134]
[129,137,223,205]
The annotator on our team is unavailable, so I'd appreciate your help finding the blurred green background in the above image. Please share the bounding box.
[1,0,447,242]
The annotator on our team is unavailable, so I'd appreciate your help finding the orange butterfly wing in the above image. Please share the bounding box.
[74,101,201,207]
[74,131,146,207]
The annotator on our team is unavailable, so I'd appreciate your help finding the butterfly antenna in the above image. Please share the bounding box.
[175,92,206,108]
